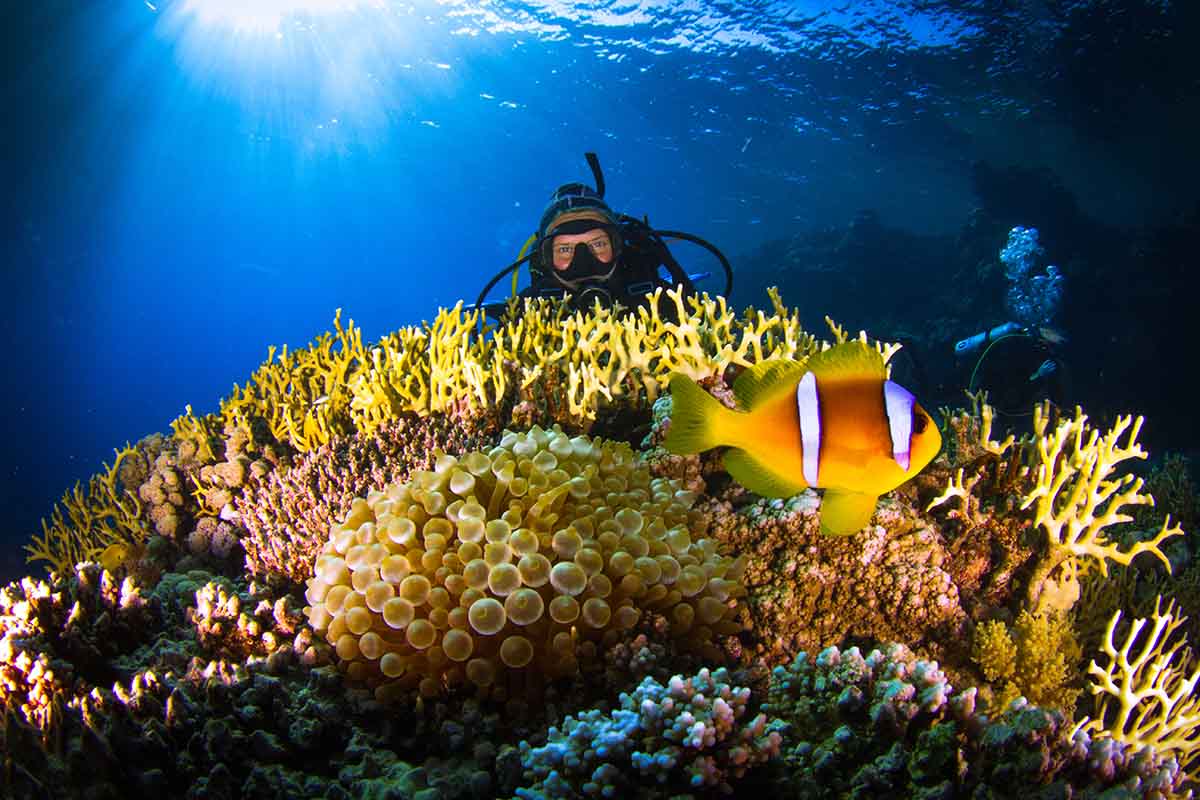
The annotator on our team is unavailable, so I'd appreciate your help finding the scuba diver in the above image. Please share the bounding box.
[474,153,733,318]
[954,322,1069,417]
[953,225,1070,417]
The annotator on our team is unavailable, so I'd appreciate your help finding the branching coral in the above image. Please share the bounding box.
[220,309,367,454]
[24,444,147,574]
[1,564,154,740]
[927,399,1184,615]
[1076,595,1200,780]
[1021,407,1182,610]
[240,413,500,582]
[219,287,818,454]
[764,643,1186,799]
[303,425,747,700]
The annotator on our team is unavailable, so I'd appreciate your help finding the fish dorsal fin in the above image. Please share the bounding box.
[732,358,809,410]
[820,489,879,536]
[806,341,886,384]
[723,448,805,499]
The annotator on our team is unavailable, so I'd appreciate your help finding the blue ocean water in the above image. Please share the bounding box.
[2,0,1196,584]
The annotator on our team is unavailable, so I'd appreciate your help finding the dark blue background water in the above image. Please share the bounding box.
[2,0,1196,584]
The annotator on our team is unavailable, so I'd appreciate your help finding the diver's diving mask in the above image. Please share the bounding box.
[538,220,622,289]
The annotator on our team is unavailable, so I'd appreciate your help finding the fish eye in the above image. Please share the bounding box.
[912,410,928,434]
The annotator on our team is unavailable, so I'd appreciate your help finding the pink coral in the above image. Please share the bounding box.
[238,413,500,583]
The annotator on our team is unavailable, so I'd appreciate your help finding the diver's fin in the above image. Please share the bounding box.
[731,358,809,410]
[807,341,886,383]
[819,490,878,536]
[723,448,804,499]
[664,374,729,455]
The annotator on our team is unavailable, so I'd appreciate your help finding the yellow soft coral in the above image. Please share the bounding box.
[1076,596,1200,780]
[972,611,1081,713]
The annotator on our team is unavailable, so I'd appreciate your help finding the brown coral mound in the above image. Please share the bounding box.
[702,491,969,668]
[239,413,501,583]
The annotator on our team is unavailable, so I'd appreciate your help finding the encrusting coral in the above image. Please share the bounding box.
[304,424,747,701]
[695,491,969,667]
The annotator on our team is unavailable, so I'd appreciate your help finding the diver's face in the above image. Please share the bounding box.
[551,229,613,271]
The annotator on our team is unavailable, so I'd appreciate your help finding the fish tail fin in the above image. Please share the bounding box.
[663,374,729,454]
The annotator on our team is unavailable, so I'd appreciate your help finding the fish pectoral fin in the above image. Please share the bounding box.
[723,448,804,499]
[819,490,879,536]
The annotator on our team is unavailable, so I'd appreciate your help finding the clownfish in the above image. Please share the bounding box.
[664,341,942,536]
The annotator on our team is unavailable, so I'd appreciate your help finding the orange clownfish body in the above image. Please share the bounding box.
[664,341,942,535]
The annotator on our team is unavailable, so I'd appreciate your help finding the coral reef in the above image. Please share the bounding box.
[10,291,1200,799]
[761,643,1186,798]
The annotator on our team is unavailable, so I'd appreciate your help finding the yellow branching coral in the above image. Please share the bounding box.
[169,404,219,463]
[158,289,820,461]
[348,286,819,427]
[215,308,366,453]
[1021,406,1183,609]
[303,425,747,701]
[24,444,147,573]
[972,610,1082,713]
[28,291,822,572]
[1076,596,1200,779]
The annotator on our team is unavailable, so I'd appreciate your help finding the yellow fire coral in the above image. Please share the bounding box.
[1020,406,1182,610]
[354,287,818,428]
[24,443,146,574]
[930,399,1184,614]
[1076,596,1200,780]
[303,425,747,700]
[160,288,817,461]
